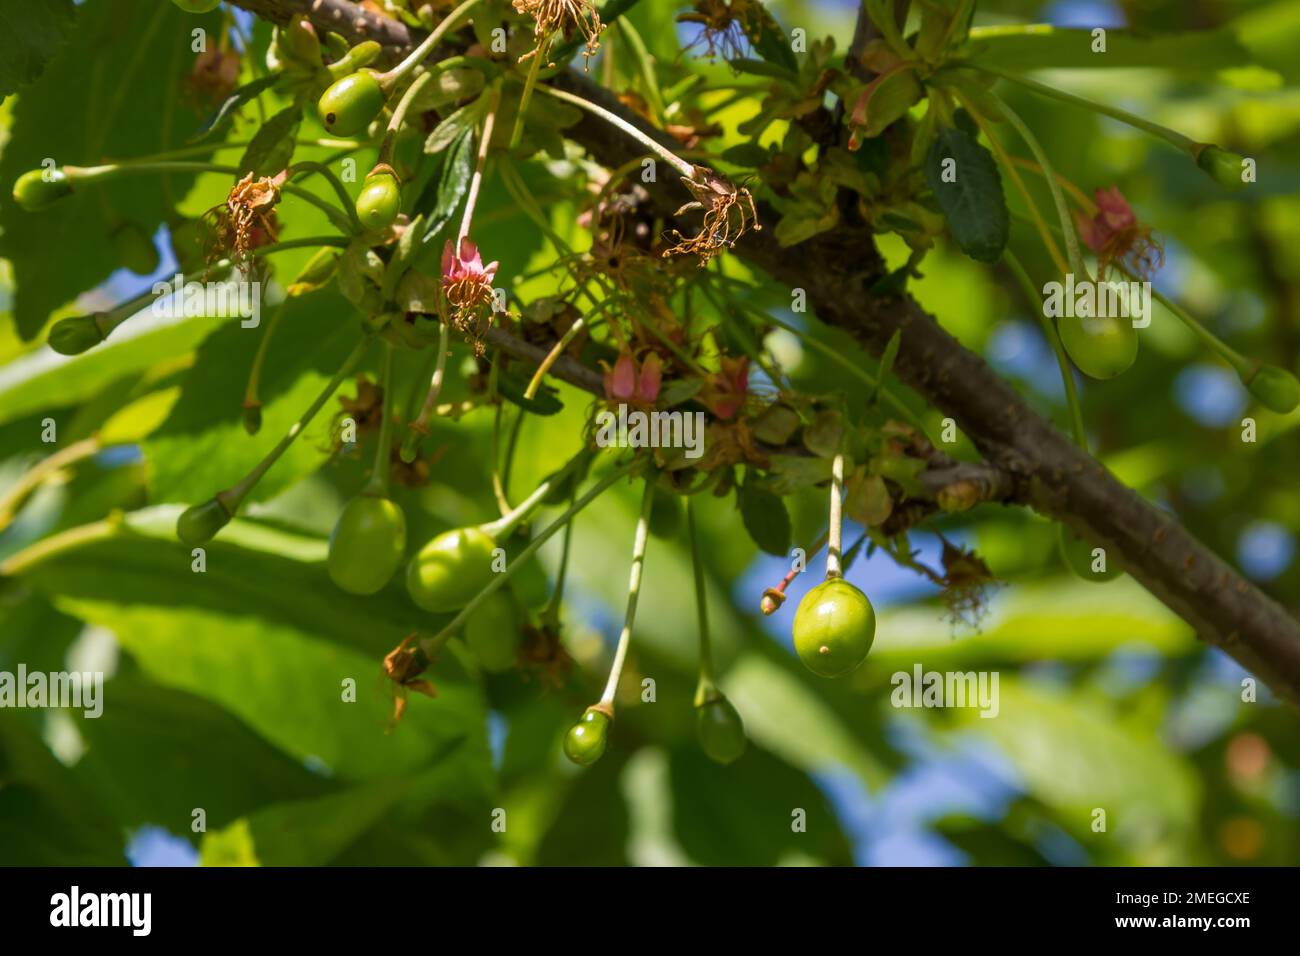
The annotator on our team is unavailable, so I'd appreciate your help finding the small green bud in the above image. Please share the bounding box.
[13,168,72,211]
[1196,146,1250,191]
[356,167,401,232]
[176,497,232,546]
[1243,364,1300,414]
[317,70,386,136]
[48,315,105,356]
[563,707,611,766]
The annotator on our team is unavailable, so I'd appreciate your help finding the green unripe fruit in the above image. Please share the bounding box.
[563,708,611,766]
[13,168,72,211]
[111,223,160,275]
[1196,146,1249,191]
[1243,364,1300,414]
[328,495,407,595]
[464,591,521,672]
[171,0,223,12]
[283,15,321,65]
[176,498,232,546]
[48,315,104,356]
[1058,313,1138,380]
[406,526,497,612]
[696,695,747,764]
[356,169,401,232]
[648,488,682,539]
[1058,526,1122,583]
[317,70,385,136]
[792,577,876,678]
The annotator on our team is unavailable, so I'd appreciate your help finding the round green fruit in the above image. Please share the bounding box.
[1196,146,1249,191]
[176,498,231,546]
[13,168,72,211]
[564,709,610,766]
[696,695,747,765]
[1058,526,1122,583]
[406,526,497,612]
[464,591,521,673]
[792,577,876,678]
[317,70,385,136]
[1243,364,1300,415]
[1058,313,1138,380]
[48,315,104,356]
[171,0,223,12]
[328,495,407,595]
[356,170,401,232]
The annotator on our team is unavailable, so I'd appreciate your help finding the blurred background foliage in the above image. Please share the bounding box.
[0,0,1298,866]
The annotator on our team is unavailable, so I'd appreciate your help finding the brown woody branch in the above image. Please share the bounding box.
[231,0,1300,703]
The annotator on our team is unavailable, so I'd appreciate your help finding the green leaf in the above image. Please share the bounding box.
[0,0,218,337]
[424,98,487,155]
[238,105,302,177]
[925,125,1009,263]
[0,0,76,100]
[743,2,798,74]
[739,482,792,556]
[190,74,279,143]
[767,453,832,494]
[847,66,923,144]
[144,290,363,505]
[418,128,475,247]
[963,25,1254,73]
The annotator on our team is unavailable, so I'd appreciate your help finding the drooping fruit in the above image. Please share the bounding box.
[328,495,407,595]
[1058,526,1122,583]
[406,526,497,612]
[356,168,401,232]
[1058,313,1138,380]
[176,498,231,546]
[696,695,747,764]
[563,708,610,766]
[1196,146,1249,191]
[792,577,876,678]
[48,315,104,356]
[13,168,72,211]
[464,590,521,672]
[317,70,385,136]
[1243,364,1300,414]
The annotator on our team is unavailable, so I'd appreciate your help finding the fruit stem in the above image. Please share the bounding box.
[985,91,1090,281]
[378,0,485,89]
[540,483,579,629]
[537,85,695,179]
[68,162,355,235]
[599,478,656,709]
[1003,250,1087,447]
[458,83,502,243]
[242,298,288,433]
[508,30,552,151]
[973,66,1198,155]
[687,498,717,698]
[421,455,638,657]
[479,445,593,541]
[377,70,436,167]
[364,341,397,497]
[285,161,364,233]
[826,453,846,580]
[401,321,451,463]
[0,436,102,533]
[223,336,372,510]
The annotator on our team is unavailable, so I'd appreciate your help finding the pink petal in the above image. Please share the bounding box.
[611,352,636,401]
[638,352,662,402]
[459,236,481,268]
[481,260,500,282]
[441,240,455,278]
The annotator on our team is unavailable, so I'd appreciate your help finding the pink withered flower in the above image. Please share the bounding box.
[602,350,662,408]
[1075,186,1163,279]
[441,236,499,351]
[703,355,750,420]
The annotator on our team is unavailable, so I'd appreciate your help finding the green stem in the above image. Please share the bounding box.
[422,456,638,656]
[379,0,485,88]
[687,498,715,696]
[479,446,592,541]
[509,32,551,150]
[0,437,102,532]
[600,477,655,708]
[986,91,1089,280]
[973,66,1197,154]
[616,18,665,122]
[223,337,372,509]
[243,298,288,414]
[1003,250,1087,446]
[540,483,578,628]
[826,453,845,579]
[378,71,437,166]
[365,342,396,496]
[402,322,451,462]
[537,85,695,178]
[285,160,364,233]
[459,83,502,242]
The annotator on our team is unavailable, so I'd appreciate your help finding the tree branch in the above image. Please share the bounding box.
[229,0,1300,704]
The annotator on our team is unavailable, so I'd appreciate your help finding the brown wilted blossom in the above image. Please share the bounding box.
[677,0,756,62]
[518,622,574,689]
[187,46,241,109]
[382,633,436,731]
[224,171,285,263]
[1076,186,1163,279]
[513,0,605,67]
[663,166,761,266]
